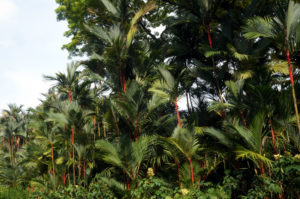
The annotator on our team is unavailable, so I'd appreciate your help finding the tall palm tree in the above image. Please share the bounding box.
[243,0,300,134]
[205,112,272,176]
[149,66,185,127]
[46,101,92,185]
[44,62,81,102]
[162,127,200,184]
[111,80,168,140]
[85,0,156,93]
[95,135,155,189]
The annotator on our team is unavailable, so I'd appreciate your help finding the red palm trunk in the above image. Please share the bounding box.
[240,111,247,129]
[72,127,75,145]
[8,140,11,154]
[188,158,194,183]
[63,173,67,186]
[259,162,265,178]
[286,50,300,134]
[269,118,277,153]
[287,50,294,86]
[93,115,96,127]
[71,127,75,185]
[174,98,181,127]
[126,175,130,190]
[206,24,213,48]
[78,160,81,178]
[68,90,72,102]
[122,71,126,93]
[206,22,224,109]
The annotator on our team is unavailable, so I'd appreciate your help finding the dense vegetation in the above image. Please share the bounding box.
[1,0,300,198]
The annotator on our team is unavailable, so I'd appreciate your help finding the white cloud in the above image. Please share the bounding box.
[0,0,17,23]
[1,70,51,110]
[0,40,13,47]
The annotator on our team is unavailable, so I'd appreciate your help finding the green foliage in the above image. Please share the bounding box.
[243,176,281,199]
[129,176,178,199]
[2,0,300,198]
[0,187,28,199]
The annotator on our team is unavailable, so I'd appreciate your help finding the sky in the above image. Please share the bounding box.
[0,0,70,111]
[0,0,187,112]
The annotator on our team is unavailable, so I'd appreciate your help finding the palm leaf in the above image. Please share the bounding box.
[235,146,272,168]
[126,1,156,49]
[204,127,232,148]
[100,0,119,17]
[243,16,276,39]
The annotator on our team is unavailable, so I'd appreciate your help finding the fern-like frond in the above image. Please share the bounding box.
[243,16,276,39]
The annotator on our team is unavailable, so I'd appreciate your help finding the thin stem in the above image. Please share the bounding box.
[51,142,56,190]
[174,98,181,127]
[188,158,194,183]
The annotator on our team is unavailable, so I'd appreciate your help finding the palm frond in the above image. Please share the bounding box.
[100,0,119,17]
[235,146,272,168]
[204,127,232,148]
[243,16,276,39]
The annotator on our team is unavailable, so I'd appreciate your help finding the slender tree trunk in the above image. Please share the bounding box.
[188,158,194,183]
[98,123,101,137]
[285,31,300,134]
[119,60,127,93]
[206,23,224,105]
[122,70,126,93]
[51,142,56,190]
[288,57,300,134]
[126,175,130,190]
[259,162,265,178]
[174,98,181,127]
[96,106,101,137]
[240,111,247,129]
[68,89,72,102]
[259,146,265,178]
[93,115,97,141]
[72,127,75,185]
[63,172,67,186]
[269,118,277,153]
[78,159,81,182]
[73,146,75,185]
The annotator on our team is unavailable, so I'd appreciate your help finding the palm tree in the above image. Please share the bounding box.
[205,112,272,177]
[162,127,200,184]
[46,101,92,185]
[95,135,155,189]
[44,62,81,102]
[0,105,27,165]
[29,120,57,189]
[85,0,156,93]
[243,0,300,134]
[110,80,168,140]
[149,66,184,127]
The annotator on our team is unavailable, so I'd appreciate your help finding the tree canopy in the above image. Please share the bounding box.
[0,0,300,198]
